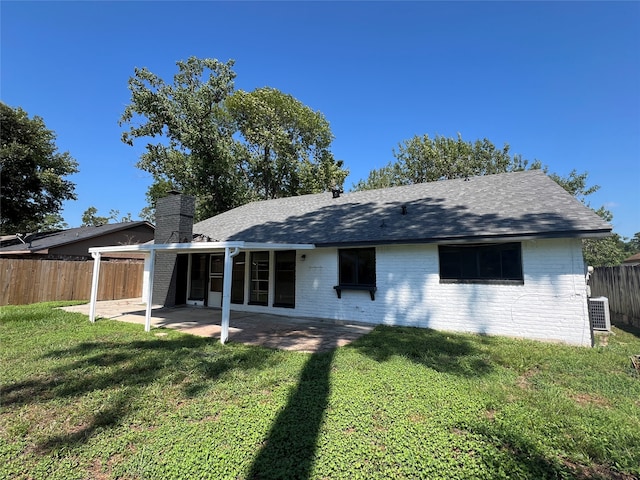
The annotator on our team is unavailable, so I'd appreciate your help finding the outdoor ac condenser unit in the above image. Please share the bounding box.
[588,297,611,331]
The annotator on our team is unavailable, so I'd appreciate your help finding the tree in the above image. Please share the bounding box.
[227,87,347,199]
[547,169,600,204]
[353,133,621,265]
[0,102,78,234]
[353,133,603,205]
[625,232,640,255]
[81,207,130,226]
[120,57,347,221]
[353,134,537,190]
[120,57,249,221]
[40,213,69,232]
[581,209,628,266]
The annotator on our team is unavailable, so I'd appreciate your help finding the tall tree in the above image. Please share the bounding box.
[353,133,619,265]
[0,102,78,234]
[227,87,347,199]
[81,206,130,226]
[582,208,628,266]
[353,134,603,203]
[40,213,69,232]
[626,232,640,254]
[353,134,537,190]
[121,58,347,220]
[120,57,247,221]
[547,169,600,204]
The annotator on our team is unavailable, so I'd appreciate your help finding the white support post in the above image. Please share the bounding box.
[142,254,152,302]
[144,249,156,333]
[88,252,101,323]
[220,247,239,344]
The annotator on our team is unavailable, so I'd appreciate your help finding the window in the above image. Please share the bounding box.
[438,243,523,282]
[249,251,269,305]
[338,248,376,286]
[231,252,245,304]
[274,250,296,308]
[188,253,207,301]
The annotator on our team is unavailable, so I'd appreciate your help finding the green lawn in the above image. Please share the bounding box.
[1,303,639,480]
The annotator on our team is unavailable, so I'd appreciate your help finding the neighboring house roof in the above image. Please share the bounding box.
[194,170,612,247]
[0,221,155,255]
[623,252,640,265]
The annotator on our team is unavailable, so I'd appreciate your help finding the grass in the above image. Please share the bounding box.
[1,302,639,480]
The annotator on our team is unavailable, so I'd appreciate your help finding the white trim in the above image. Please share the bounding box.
[89,252,101,322]
[87,241,315,343]
[89,241,315,255]
[220,247,241,344]
[144,250,156,332]
[142,255,151,301]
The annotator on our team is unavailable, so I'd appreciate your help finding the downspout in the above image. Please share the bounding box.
[220,247,241,344]
[89,251,101,323]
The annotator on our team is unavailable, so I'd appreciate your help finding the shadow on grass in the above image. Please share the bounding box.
[1,334,279,453]
[36,387,133,455]
[614,323,640,339]
[463,418,634,480]
[247,347,335,479]
[348,325,495,377]
[6,336,278,403]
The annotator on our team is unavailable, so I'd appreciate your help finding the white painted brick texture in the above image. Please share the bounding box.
[231,238,592,346]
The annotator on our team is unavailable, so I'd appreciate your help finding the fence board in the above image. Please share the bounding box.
[590,265,640,327]
[0,258,144,306]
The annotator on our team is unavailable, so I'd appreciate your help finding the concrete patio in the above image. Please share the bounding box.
[62,299,374,353]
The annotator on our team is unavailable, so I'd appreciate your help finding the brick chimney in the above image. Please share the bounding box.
[153,192,195,306]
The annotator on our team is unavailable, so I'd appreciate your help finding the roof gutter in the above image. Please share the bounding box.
[314,229,613,248]
[88,241,316,255]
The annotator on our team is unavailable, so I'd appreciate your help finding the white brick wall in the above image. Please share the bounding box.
[231,238,592,346]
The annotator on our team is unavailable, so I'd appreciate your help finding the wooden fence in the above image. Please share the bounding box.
[590,265,640,328]
[0,258,144,306]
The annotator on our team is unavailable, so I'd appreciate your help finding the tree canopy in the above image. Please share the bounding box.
[227,87,347,200]
[353,134,536,190]
[120,57,242,221]
[354,133,600,205]
[120,57,347,221]
[582,208,636,267]
[80,206,132,227]
[352,133,631,267]
[0,102,78,235]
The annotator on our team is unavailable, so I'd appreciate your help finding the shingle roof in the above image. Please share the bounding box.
[623,252,640,264]
[193,170,612,246]
[0,221,154,253]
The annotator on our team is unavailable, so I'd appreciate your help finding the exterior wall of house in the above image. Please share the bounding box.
[229,238,592,346]
[50,225,155,258]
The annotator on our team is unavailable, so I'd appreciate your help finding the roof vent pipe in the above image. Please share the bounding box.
[331,187,342,199]
[401,205,408,215]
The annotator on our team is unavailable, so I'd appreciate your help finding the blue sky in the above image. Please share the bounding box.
[2,1,639,238]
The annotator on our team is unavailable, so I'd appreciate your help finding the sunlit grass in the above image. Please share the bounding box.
[1,303,639,479]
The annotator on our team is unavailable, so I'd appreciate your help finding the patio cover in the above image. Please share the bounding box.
[87,241,315,343]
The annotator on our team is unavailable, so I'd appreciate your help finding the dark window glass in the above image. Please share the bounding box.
[438,243,523,281]
[188,253,207,300]
[274,250,295,308]
[231,252,245,304]
[339,248,376,286]
[250,251,269,305]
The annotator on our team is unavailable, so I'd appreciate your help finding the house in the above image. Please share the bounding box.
[622,253,640,266]
[0,222,155,260]
[87,170,611,346]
